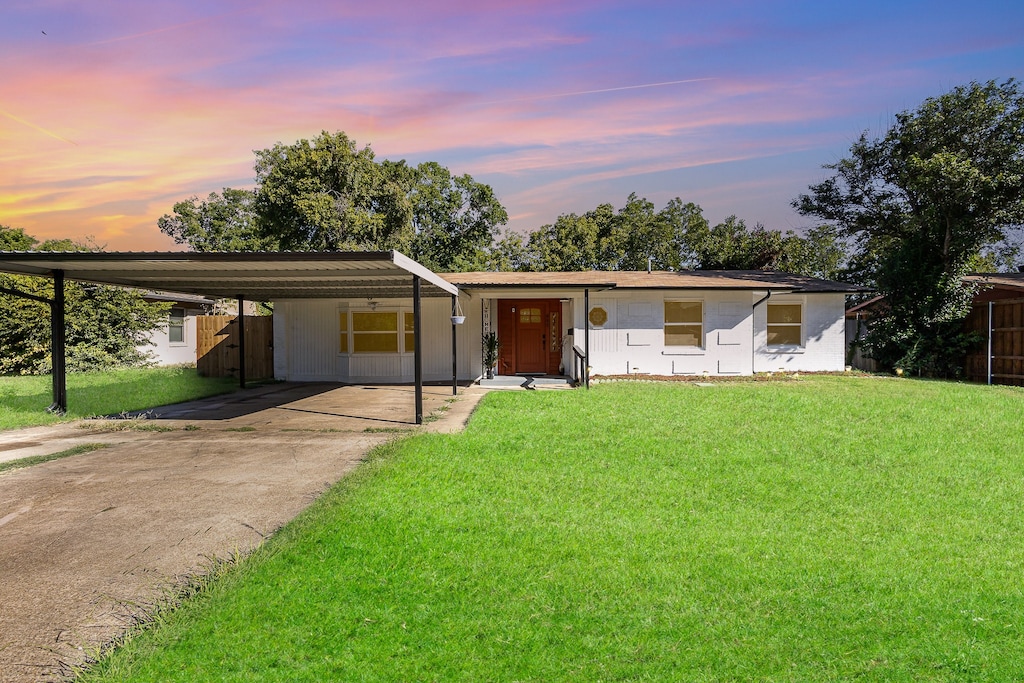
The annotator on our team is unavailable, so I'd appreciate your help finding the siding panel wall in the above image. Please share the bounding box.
[274,296,477,383]
[282,300,340,381]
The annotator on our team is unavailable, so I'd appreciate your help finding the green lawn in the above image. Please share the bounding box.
[82,376,1024,681]
[0,367,239,431]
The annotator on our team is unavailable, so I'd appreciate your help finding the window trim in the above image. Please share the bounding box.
[338,310,349,354]
[766,301,804,349]
[168,307,186,346]
[663,299,704,349]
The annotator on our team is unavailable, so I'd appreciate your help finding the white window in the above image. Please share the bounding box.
[664,301,703,347]
[168,307,185,345]
[767,303,802,346]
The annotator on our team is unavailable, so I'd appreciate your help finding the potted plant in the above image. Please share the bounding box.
[482,332,500,379]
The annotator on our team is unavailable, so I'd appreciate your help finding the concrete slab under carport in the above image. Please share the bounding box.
[0,381,487,682]
[128,381,467,430]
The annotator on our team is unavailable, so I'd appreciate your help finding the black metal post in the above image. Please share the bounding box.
[451,294,458,396]
[49,270,67,414]
[237,295,246,389]
[584,288,590,389]
[413,276,423,424]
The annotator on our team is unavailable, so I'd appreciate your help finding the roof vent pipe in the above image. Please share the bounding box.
[647,256,653,274]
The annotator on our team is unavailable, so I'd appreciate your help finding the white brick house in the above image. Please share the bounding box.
[272,270,859,383]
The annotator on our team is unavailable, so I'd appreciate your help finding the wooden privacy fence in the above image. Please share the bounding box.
[964,298,1024,386]
[197,315,274,380]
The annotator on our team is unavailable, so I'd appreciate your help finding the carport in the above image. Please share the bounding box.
[0,250,460,424]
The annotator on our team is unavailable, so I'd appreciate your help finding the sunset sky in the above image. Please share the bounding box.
[2,0,1023,250]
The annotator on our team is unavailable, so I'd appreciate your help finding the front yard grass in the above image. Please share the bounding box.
[0,366,238,431]
[82,376,1024,681]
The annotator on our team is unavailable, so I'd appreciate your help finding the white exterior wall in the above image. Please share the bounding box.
[753,293,847,373]
[573,290,758,377]
[271,289,848,382]
[571,290,846,377]
[143,307,202,366]
[272,294,480,383]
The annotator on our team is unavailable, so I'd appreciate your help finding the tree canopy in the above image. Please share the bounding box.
[796,79,1024,375]
[502,194,845,279]
[159,131,508,270]
[158,188,270,252]
[0,225,170,375]
[160,130,849,280]
[406,160,508,271]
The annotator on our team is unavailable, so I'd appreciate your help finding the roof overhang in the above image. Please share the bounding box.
[0,251,458,300]
[443,270,865,294]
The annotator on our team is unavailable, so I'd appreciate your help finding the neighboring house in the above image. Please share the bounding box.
[272,270,860,383]
[141,292,215,366]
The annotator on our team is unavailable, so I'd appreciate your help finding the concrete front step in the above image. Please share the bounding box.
[477,375,575,390]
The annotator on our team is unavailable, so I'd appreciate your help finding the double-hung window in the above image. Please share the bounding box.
[168,307,185,344]
[767,303,802,346]
[664,301,703,347]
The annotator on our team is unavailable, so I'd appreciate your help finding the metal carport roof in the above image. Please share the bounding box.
[0,250,459,421]
[0,250,458,300]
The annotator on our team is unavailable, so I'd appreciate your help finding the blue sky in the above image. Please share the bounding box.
[1,0,1022,249]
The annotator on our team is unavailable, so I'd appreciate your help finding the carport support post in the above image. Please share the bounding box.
[237,295,246,389]
[451,294,458,396]
[584,288,590,389]
[413,276,423,424]
[49,270,67,414]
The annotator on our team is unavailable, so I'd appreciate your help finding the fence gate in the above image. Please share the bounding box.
[965,298,1024,386]
[197,315,274,380]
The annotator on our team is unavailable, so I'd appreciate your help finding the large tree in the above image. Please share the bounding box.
[407,161,508,271]
[0,226,169,374]
[158,188,272,252]
[526,211,602,271]
[253,131,413,251]
[160,132,508,267]
[795,79,1024,375]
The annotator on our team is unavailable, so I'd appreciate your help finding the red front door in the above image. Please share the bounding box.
[516,304,547,373]
[497,299,561,375]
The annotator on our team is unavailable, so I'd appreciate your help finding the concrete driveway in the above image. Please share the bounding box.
[0,382,485,682]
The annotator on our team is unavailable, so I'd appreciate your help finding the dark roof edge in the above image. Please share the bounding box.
[0,250,397,262]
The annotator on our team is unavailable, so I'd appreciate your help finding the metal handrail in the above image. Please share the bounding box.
[572,345,588,388]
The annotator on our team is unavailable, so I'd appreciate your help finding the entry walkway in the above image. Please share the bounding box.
[0,383,488,682]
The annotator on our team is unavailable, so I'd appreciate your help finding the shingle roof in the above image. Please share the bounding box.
[966,272,1024,291]
[443,270,862,293]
